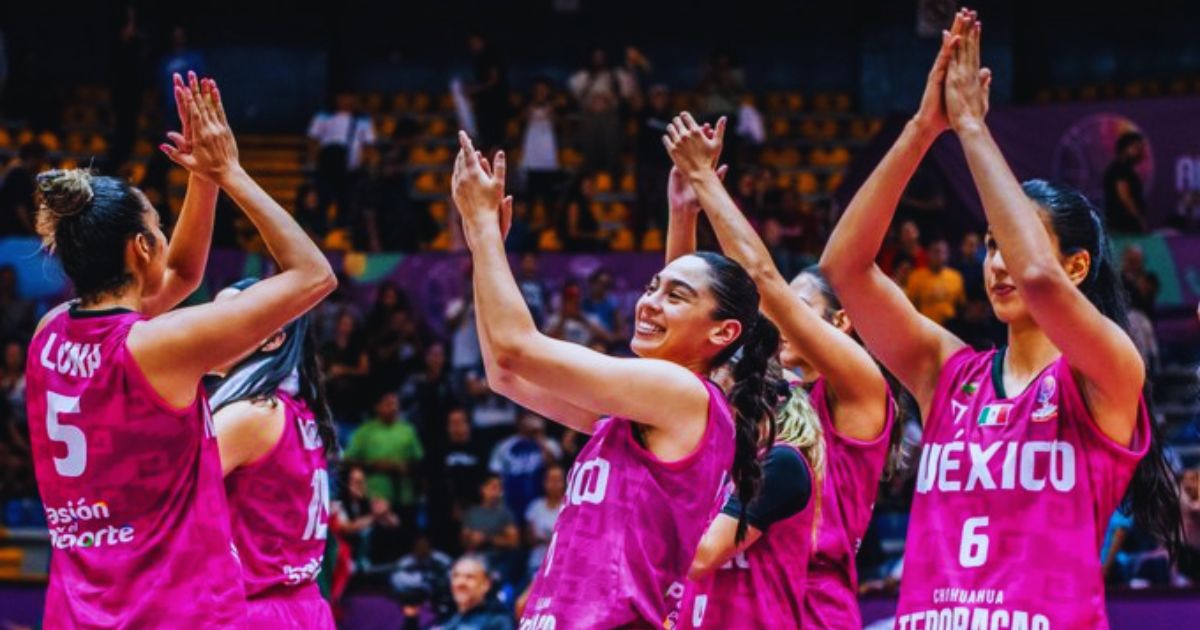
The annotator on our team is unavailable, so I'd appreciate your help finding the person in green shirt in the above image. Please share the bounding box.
[345,391,424,507]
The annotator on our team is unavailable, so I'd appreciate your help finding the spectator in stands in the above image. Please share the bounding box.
[442,407,488,508]
[524,464,566,576]
[879,219,928,275]
[517,253,547,327]
[0,340,27,453]
[897,162,947,236]
[391,532,455,622]
[442,555,514,630]
[490,411,562,525]
[312,272,360,343]
[466,33,510,151]
[562,178,607,251]
[520,78,562,217]
[331,463,376,566]
[367,309,427,399]
[308,94,377,227]
[582,269,626,343]
[697,51,745,120]
[0,265,34,341]
[1120,245,1161,372]
[400,341,458,455]
[569,47,631,175]
[905,239,965,325]
[1104,132,1150,233]
[635,84,675,238]
[365,282,410,337]
[505,199,539,253]
[294,184,328,239]
[345,391,424,515]
[0,142,46,236]
[461,474,520,556]
[1121,245,1160,316]
[321,309,370,424]
[464,367,518,445]
[363,153,437,252]
[954,232,986,301]
[544,282,610,347]
[1179,468,1200,584]
[446,276,482,377]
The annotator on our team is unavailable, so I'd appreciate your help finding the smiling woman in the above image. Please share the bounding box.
[450,130,779,628]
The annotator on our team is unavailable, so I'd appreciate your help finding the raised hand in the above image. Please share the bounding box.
[161,75,241,183]
[663,112,726,176]
[451,131,509,246]
[668,164,729,215]
[945,10,992,133]
[913,9,971,133]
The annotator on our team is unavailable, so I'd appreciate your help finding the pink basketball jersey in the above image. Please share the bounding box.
[895,348,1148,630]
[224,392,332,602]
[25,307,246,628]
[678,444,815,630]
[520,378,734,630]
[805,377,895,629]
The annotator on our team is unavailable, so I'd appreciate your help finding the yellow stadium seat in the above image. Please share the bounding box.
[38,131,61,152]
[364,93,385,113]
[778,147,802,168]
[771,118,791,138]
[641,227,664,251]
[609,227,635,251]
[429,201,449,222]
[796,172,819,195]
[593,172,614,193]
[426,118,449,136]
[620,172,636,194]
[538,228,563,251]
[0,129,11,148]
[786,93,804,112]
[391,93,411,112]
[764,92,785,112]
[428,228,454,251]
[65,133,86,154]
[411,93,432,112]
[88,135,108,154]
[825,172,845,193]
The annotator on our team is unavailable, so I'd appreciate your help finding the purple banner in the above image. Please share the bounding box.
[932,96,1200,228]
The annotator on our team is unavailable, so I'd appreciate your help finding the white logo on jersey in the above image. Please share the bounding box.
[916,440,1076,494]
[519,614,557,630]
[692,595,708,626]
[298,417,324,450]
[40,333,102,378]
[565,458,611,506]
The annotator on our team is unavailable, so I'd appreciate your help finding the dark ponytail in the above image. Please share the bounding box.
[210,278,340,457]
[1023,179,1184,558]
[694,251,782,542]
[800,265,916,478]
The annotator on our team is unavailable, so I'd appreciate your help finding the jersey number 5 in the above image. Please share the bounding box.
[47,392,86,477]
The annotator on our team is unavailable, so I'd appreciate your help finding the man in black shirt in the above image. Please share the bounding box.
[467,34,509,151]
[1103,132,1149,234]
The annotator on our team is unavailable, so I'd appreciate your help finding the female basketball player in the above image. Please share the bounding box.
[821,10,1182,628]
[663,101,910,627]
[25,76,336,627]
[679,377,822,629]
[210,278,338,628]
[451,131,779,629]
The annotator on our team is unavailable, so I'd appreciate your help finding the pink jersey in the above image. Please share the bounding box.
[25,306,245,628]
[896,348,1148,630]
[520,378,734,630]
[805,377,895,629]
[678,444,815,630]
[224,392,333,615]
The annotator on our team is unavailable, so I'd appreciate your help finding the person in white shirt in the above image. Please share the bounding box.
[307,94,377,227]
